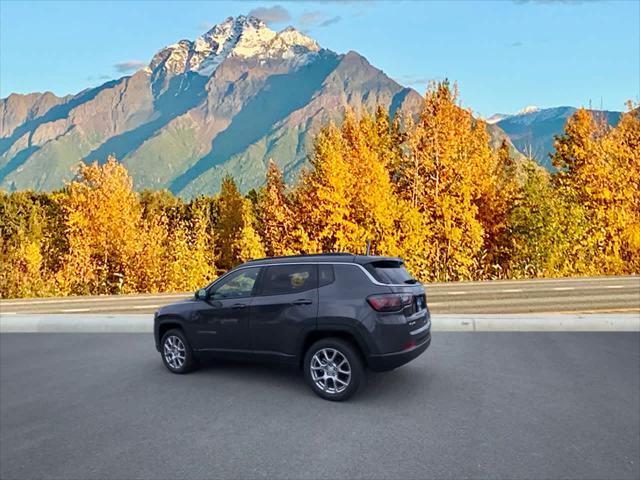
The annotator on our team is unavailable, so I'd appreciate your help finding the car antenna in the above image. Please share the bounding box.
[365,239,371,256]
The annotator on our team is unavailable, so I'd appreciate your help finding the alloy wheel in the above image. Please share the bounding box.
[310,348,351,394]
[163,335,186,370]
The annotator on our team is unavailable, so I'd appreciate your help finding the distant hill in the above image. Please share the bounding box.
[492,106,622,169]
[0,15,519,197]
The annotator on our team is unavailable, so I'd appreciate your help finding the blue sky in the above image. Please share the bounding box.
[1,0,638,116]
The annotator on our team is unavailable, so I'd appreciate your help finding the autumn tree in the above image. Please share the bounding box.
[552,106,640,274]
[475,139,521,277]
[134,210,170,292]
[0,192,48,297]
[164,205,217,291]
[608,105,640,271]
[505,161,589,277]
[371,105,405,173]
[399,81,495,280]
[216,176,264,270]
[256,161,308,256]
[294,109,417,256]
[2,93,637,298]
[294,121,352,253]
[57,157,142,294]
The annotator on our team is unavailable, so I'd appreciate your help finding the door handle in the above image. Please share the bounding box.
[232,303,247,309]
[291,299,312,305]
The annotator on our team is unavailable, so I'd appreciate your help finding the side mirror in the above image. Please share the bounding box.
[195,288,208,300]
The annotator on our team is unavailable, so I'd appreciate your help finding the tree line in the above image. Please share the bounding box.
[1,81,638,298]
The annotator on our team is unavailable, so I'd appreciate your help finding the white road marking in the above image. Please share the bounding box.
[427,276,639,288]
[2,278,638,314]
[554,308,640,314]
[43,305,159,313]
[0,295,189,306]
[429,285,638,296]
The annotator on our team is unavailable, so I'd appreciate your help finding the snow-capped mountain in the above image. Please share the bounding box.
[149,17,320,80]
[486,106,540,124]
[486,113,509,124]
[0,15,516,196]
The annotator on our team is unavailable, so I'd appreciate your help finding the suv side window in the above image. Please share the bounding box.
[209,267,260,300]
[319,264,335,287]
[259,264,318,296]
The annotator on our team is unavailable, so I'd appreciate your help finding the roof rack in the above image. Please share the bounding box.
[246,252,354,262]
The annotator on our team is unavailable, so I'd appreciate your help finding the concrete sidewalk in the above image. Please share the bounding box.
[1,313,638,333]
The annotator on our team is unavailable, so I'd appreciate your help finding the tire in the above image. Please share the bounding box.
[304,337,364,401]
[160,329,197,374]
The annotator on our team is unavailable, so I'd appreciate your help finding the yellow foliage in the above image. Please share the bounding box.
[402,81,489,280]
[552,105,640,274]
[257,161,309,256]
[217,176,265,270]
[58,156,141,294]
[2,90,638,299]
[292,109,414,257]
[53,156,217,295]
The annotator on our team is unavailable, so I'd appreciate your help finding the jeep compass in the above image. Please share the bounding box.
[154,253,431,401]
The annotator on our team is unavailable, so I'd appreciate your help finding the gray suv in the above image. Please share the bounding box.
[154,253,431,401]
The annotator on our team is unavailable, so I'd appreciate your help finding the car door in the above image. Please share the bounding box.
[191,267,261,352]
[250,263,318,359]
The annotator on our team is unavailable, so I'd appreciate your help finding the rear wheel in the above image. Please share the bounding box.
[304,338,364,401]
[161,329,197,374]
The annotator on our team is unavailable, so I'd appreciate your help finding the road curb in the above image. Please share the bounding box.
[434,314,640,332]
[0,314,152,333]
[1,313,638,333]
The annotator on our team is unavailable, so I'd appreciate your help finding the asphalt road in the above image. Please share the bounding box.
[1,333,638,479]
[1,276,639,315]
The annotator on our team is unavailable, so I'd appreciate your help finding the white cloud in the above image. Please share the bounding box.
[395,74,432,88]
[248,5,291,25]
[114,60,146,73]
[299,11,342,28]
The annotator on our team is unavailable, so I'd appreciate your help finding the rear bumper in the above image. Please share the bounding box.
[367,332,431,372]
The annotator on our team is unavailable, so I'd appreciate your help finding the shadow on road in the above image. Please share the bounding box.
[161,355,437,406]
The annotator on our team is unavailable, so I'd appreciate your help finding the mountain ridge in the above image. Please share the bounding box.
[0,15,519,197]
[494,106,622,168]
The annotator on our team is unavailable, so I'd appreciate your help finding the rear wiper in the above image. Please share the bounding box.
[404,279,418,284]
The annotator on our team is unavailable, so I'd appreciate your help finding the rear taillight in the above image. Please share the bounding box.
[403,340,416,350]
[367,293,413,312]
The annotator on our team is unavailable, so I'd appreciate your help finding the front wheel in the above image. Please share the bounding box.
[161,329,197,374]
[304,338,364,401]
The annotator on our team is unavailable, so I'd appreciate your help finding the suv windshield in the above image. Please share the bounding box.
[363,261,417,285]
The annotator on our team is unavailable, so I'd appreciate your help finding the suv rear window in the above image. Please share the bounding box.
[363,261,417,285]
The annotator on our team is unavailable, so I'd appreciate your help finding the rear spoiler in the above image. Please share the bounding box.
[353,256,405,266]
